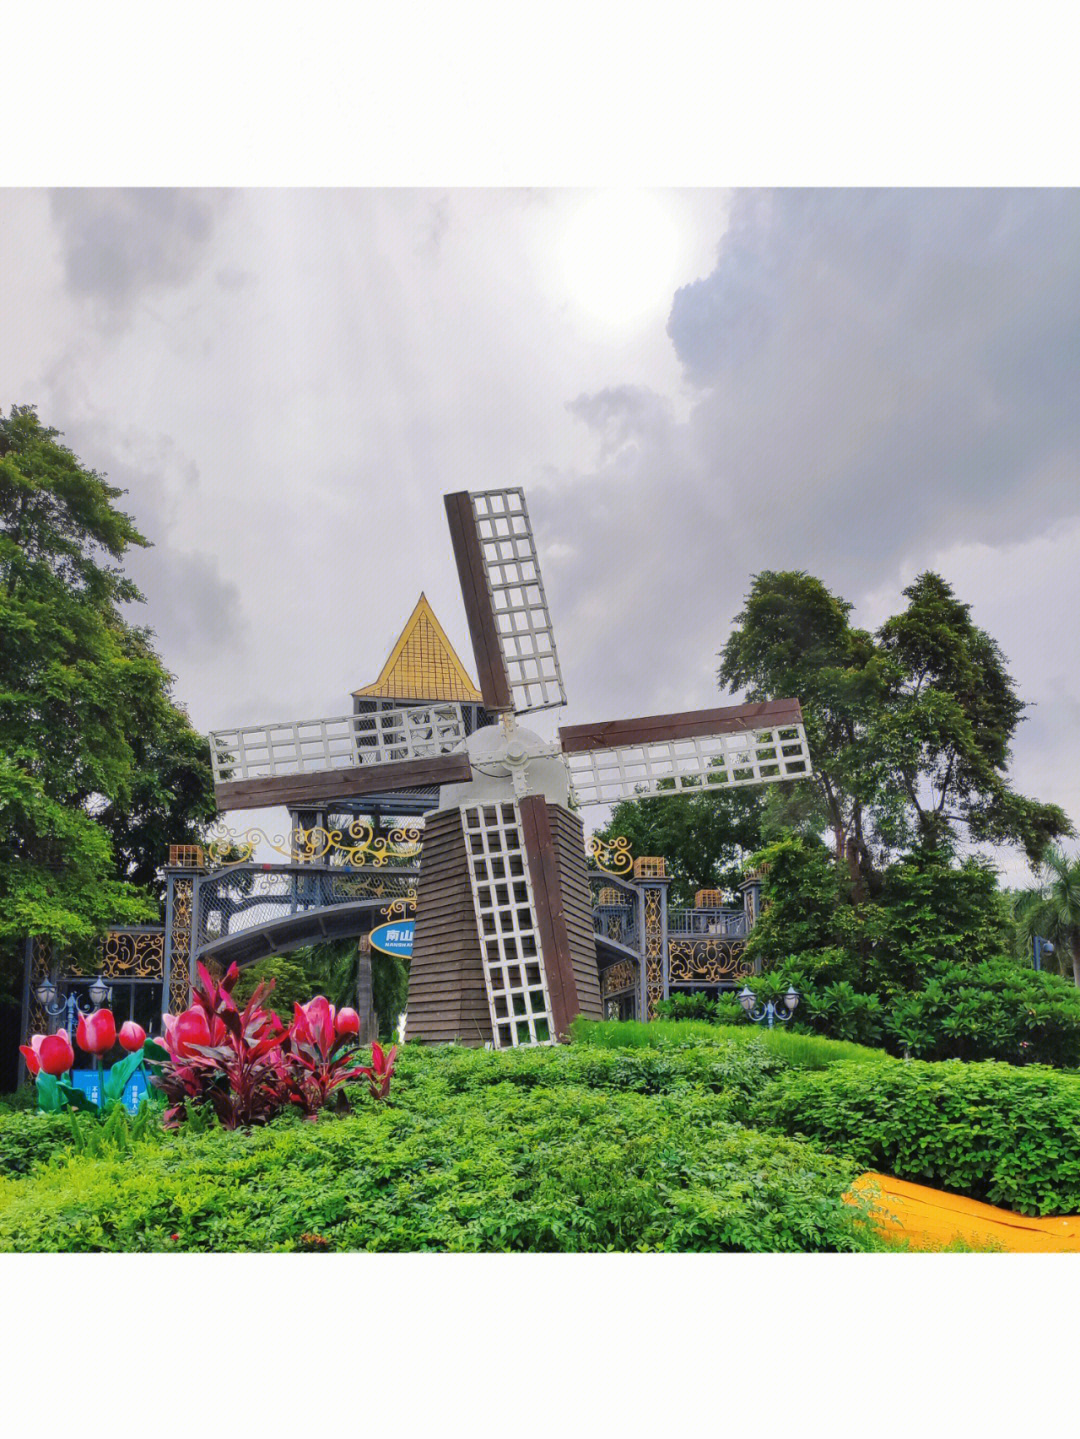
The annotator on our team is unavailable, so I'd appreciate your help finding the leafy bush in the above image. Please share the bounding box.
[569,1017,884,1069]
[654,991,723,1022]
[0,1079,874,1252]
[881,959,1080,1066]
[756,1057,1080,1215]
[0,1111,72,1177]
[151,961,291,1128]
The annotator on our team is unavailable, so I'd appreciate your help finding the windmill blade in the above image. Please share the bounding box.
[457,795,581,1046]
[445,487,567,715]
[559,699,811,806]
[210,702,471,811]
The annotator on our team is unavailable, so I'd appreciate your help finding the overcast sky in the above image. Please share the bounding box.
[2,188,1078,881]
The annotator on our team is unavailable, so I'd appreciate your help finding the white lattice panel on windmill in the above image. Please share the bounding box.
[208,703,467,784]
[469,487,567,713]
[460,802,556,1049]
[565,723,813,806]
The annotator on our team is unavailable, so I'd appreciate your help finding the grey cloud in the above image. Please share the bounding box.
[215,265,250,292]
[50,189,227,319]
[48,412,245,664]
[566,386,675,463]
[656,189,1080,581]
[550,190,1080,744]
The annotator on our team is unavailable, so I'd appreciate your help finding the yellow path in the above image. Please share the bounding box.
[846,1173,1080,1252]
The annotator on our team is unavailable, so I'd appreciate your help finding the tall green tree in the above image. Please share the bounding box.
[593,788,767,908]
[0,405,215,997]
[720,569,1069,895]
[1016,847,1080,987]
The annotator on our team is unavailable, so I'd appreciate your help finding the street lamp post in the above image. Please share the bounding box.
[34,975,113,1035]
[1032,936,1055,972]
[738,984,800,1029]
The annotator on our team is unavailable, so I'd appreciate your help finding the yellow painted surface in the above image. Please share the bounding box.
[848,1173,1080,1252]
[353,593,484,703]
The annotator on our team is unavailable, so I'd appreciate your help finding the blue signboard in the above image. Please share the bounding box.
[369,920,414,958]
[69,1068,147,1115]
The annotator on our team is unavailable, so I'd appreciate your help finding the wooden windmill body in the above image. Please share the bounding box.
[210,487,812,1049]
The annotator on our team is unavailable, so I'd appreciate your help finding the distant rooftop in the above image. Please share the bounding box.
[353,593,483,704]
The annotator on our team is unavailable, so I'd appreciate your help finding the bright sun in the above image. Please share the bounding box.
[557,190,685,334]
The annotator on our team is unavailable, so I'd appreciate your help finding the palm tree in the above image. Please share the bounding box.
[1018,848,1080,986]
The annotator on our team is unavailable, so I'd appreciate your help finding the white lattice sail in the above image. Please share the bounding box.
[209,702,467,785]
[469,487,567,714]
[564,722,812,807]
[460,801,556,1048]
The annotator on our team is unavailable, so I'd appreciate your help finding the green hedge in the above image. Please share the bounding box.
[756,1057,1080,1215]
[570,1017,884,1069]
[0,1079,873,1253]
[0,1111,72,1179]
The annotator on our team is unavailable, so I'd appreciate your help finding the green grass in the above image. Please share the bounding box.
[570,1016,887,1069]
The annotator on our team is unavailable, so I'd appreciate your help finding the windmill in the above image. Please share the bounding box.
[209,487,812,1048]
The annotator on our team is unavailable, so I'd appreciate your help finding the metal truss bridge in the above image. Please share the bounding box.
[192,863,421,969]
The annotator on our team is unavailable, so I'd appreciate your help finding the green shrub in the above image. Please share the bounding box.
[389,1036,787,1109]
[756,1057,1080,1215]
[881,959,1080,1066]
[0,1111,72,1178]
[0,1085,42,1113]
[0,1081,874,1252]
[654,992,723,1022]
[569,1017,884,1069]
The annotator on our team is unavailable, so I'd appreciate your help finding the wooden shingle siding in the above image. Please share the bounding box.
[405,808,492,1046]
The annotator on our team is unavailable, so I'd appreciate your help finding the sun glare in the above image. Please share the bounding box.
[556,190,685,334]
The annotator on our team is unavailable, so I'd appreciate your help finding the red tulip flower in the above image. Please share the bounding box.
[19,1035,44,1076]
[40,1030,76,1075]
[76,1008,116,1056]
[119,1020,146,1052]
[335,1007,360,1038]
[22,1031,76,1077]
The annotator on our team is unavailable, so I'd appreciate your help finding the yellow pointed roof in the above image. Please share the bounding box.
[353,593,484,704]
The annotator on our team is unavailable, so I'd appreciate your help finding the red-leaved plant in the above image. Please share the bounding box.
[148,962,289,1129]
[147,965,398,1128]
[356,1040,397,1101]
[279,997,372,1118]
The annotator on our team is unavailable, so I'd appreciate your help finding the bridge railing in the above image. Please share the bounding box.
[667,907,749,939]
[193,863,421,955]
[588,872,641,954]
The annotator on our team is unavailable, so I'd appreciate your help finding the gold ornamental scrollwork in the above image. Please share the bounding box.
[168,878,194,1016]
[587,834,634,878]
[100,930,165,979]
[203,819,423,870]
[667,938,752,984]
[381,891,417,920]
[26,937,53,1042]
[644,887,663,1020]
[601,960,638,997]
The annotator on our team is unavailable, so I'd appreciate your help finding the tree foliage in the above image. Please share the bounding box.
[0,405,214,997]
[719,569,1070,894]
[1015,846,1080,986]
[594,788,766,907]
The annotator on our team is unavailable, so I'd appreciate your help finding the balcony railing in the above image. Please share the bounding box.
[667,907,749,939]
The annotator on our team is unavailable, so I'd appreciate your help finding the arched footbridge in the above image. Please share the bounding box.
[192,864,421,969]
